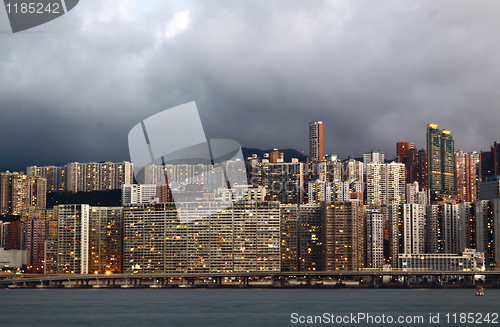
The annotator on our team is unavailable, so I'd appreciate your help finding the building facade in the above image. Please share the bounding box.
[123,201,281,273]
[321,201,364,271]
[455,150,480,202]
[427,124,455,198]
[309,121,323,162]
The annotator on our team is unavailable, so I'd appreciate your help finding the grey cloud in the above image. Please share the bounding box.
[1,0,500,171]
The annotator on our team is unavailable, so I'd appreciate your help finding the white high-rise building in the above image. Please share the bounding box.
[363,150,385,174]
[366,162,405,206]
[308,180,361,204]
[366,209,384,268]
[406,181,428,205]
[122,184,158,204]
[344,159,363,182]
[389,204,425,267]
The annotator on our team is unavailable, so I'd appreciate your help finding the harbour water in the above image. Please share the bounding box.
[1,288,499,326]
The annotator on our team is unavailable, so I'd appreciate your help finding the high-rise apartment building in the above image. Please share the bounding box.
[365,209,384,268]
[366,162,405,206]
[88,207,123,274]
[123,201,281,273]
[321,201,364,271]
[280,204,299,271]
[30,177,47,209]
[344,159,364,182]
[388,204,425,267]
[269,149,284,163]
[479,141,500,182]
[0,172,47,215]
[309,121,323,162]
[455,150,480,203]
[11,173,32,215]
[403,148,428,189]
[121,184,158,204]
[308,180,362,204]
[406,181,428,205]
[457,202,475,253]
[21,207,58,273]
[426,204,461,254]
[24,216,46,273]
[28,161,133,193]
[0,172,10,214]
[475,199,500,268]
[57,204,90,274]
[26,165,65,192]
[254,159,304,204]
[317,157,343,182]
[427,124,455,198]
[298,204,322,271]
[362,150,385,175]
[57,204,124,274]
[396,142,415,164]
[1,221,22,250]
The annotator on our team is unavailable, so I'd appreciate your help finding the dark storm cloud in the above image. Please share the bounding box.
[1,0,500,171]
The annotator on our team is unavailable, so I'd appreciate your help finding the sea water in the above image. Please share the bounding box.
[1,288,499,326]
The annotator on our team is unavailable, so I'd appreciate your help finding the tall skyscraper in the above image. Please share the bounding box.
[455,150,480,202]
[309,121,323,162]
[396,142,415,164]
[405,148,428,189]
[427,124,455,199]
[480,141,500,182]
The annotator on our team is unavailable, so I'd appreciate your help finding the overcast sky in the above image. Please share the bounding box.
[1,0,500,171]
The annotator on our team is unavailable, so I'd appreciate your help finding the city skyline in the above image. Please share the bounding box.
[2,1,500,172]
